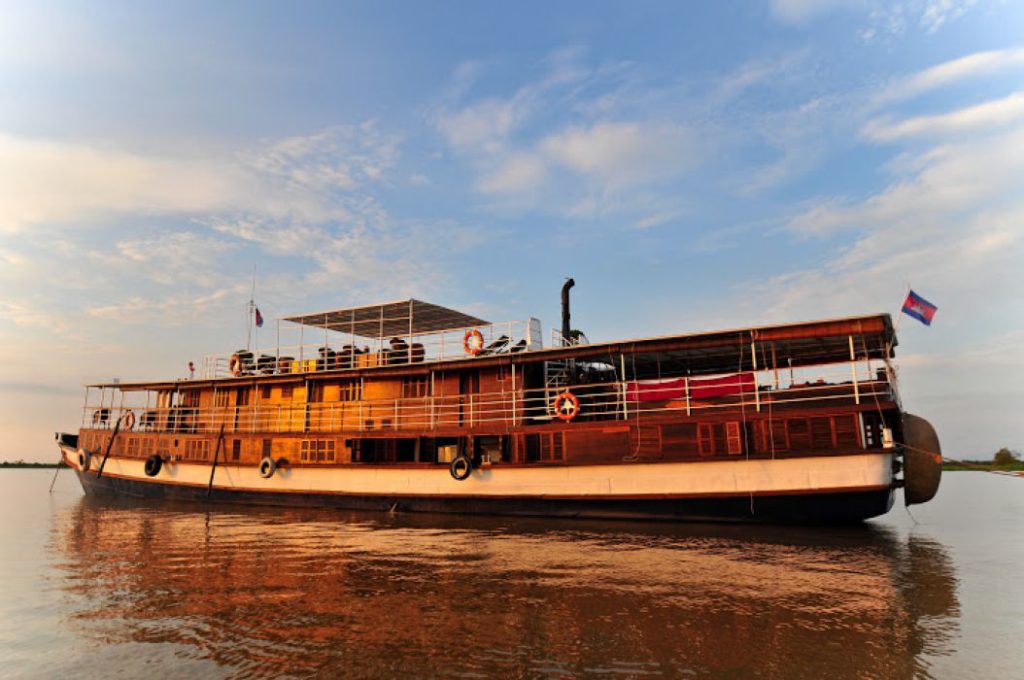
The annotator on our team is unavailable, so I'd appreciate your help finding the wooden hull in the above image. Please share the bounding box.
[60,444,895,524]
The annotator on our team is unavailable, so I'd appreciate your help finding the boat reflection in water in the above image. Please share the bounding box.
[52,496,958,678]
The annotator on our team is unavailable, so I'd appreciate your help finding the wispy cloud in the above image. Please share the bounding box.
[771,0,985,38]
[864,91,1024,141]
[874,46,1024,105]
[541,121,696,187]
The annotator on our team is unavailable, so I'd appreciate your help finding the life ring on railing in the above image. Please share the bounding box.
[450,455,473,481]
[553,391,580,422]
[120,410,136,431]
[77,449,91,470]
[229,353,243,377]
[259,456,277,479]
[144,454,163,477]
[463,329,484,355]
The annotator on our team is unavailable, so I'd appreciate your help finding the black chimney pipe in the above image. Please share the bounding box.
[561,278,575,346]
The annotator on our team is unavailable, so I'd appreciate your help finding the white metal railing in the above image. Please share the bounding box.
[82,365,895,436]
[200,318,543,380]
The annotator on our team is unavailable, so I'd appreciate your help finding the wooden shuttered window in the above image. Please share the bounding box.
[300,439,336,463]
[521,433,564,462]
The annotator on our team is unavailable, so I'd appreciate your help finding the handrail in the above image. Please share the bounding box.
[80,372,894,437]
[200,318,543,380]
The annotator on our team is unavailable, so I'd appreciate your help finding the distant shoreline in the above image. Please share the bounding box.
[0,462,68,469]
[943,461,1024,472]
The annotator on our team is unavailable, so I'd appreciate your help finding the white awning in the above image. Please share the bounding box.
[282,299,489,339]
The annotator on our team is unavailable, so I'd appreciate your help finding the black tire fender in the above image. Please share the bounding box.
[144,454,163,477]
[450,455,472,481]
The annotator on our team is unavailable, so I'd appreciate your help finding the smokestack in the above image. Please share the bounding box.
[561,278,575,346]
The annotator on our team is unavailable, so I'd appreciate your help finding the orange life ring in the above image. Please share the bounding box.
[553,391,580,422]
[229,353,243,376]
[120,410,136,431]
[463,329,484,355]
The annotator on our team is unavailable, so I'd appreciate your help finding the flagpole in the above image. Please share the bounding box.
[884,283,911,407]
[892,283,911,337]
[246,265,256,352]
[251,266,258,356]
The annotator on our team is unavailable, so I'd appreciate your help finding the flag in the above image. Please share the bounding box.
[255,307,264,328]
[901,290,937,326]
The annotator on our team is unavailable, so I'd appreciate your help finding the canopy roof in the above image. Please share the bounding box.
[282,299,489,339]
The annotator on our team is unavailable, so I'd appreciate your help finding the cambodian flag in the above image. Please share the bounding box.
[901,290,937,326]
[255,307,264,328]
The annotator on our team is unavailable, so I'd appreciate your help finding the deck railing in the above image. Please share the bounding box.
[200,318,544,380]
[82,366,895,436]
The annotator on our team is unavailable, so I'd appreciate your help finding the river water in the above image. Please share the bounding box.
[0,470,1020,679]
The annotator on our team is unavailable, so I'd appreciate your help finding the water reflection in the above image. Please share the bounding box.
[50,496,958,678]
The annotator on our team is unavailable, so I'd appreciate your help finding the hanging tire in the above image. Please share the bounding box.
[450,455,472,481]
[144,454,163,477]
[259,456,277,479]
[77,449,91,471]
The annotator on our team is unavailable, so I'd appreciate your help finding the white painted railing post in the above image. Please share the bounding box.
[752,340,760,412]
[849,335,860,404]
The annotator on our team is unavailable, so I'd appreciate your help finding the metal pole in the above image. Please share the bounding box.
[685,376,691,416]
[849,335,860,404]
[511,363,517,426]
[751,340,760,412]
[206,425,226,497]
[620,354,628,420]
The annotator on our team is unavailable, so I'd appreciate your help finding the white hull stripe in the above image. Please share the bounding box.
[68,449,893,499]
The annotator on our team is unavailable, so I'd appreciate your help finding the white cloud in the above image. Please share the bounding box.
[875,46,1024,104]
[920,0,978,33]
[477,153,548,194]
[86,286,243,325]
[772,0,984,38]
[0,133,240,232]
[0,123,398,233]
[791,121,1024,234]
[864,91,1024,141]
[541,121,695,187]
[631,209,685,230]
[434,93,534,154]
[770,0,865,25]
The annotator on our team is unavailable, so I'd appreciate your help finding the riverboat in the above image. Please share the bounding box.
[55,282,942,523]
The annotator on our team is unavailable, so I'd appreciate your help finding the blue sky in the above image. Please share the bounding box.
[1,0,1022,459]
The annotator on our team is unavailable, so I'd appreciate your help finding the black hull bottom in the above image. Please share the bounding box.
[75,470,895,524]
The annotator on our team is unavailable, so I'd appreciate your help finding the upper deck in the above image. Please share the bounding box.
[197,298,543,383]
[93,307,896,392]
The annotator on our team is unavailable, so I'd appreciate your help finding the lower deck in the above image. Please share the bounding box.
[78,400,898,471]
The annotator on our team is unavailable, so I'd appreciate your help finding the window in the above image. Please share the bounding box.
[262,439,272,458]
[300,439,336,463]
[261,385,272,400]
[214,391,230,408]
[338,381,362,401]
[726,422,743,455]
[523,433,562,462]
[402,376,430,399]
[184,439,210,461]
[231,439,241,461]
[181,390,200,407]
[282,385,294,400]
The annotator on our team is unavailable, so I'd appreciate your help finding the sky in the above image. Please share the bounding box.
[1,0,1022,460]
